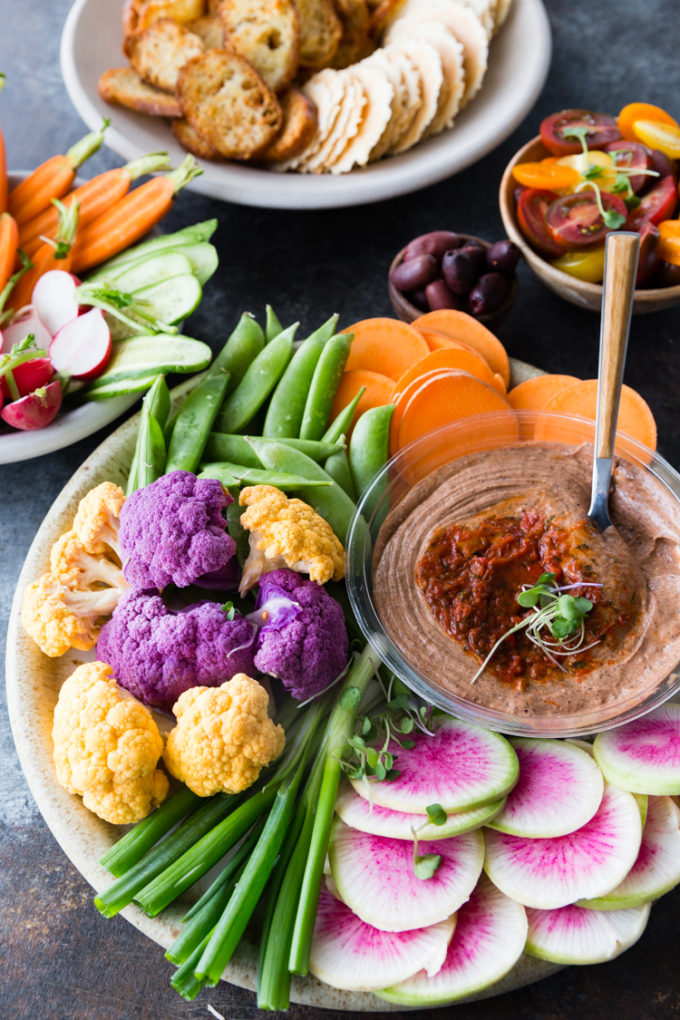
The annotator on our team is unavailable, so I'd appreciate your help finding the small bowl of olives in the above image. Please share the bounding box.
[388,231,520,327]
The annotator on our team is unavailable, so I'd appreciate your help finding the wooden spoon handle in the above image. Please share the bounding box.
[595,231,640,459]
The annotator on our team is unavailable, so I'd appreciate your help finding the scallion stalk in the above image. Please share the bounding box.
[99,785,200,876]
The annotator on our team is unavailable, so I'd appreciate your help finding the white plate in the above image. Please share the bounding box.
[60,0,551,210]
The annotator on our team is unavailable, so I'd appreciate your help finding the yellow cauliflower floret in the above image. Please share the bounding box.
[238,484,344,595]
[52,661,168,825]
[72,481,125,557]
[163,673,285,797]
[50,530,128,590]
[21,573,119,656]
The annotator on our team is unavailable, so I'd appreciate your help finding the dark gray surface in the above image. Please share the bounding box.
[2,1,680,1017]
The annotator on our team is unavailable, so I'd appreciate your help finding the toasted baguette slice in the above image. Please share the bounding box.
[172,117,224,158]
[128,19,205,92]
[258,87,318,163]
[329,0,374,68]
[177,48,282,158]
[187,14,226,47]
[123,0,206,49]
[296,0,343,67]
[98,66,182,117]
[218,0,300,93]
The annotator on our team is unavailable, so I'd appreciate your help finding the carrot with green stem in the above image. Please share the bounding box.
[19,151,172,256]
[8,120,107,225]
[0,251,31,328]
[0,74,8,215]
[71,155,203,275]
[9,199,79,312]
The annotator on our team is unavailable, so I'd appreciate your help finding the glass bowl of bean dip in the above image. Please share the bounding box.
[345,410,680,737]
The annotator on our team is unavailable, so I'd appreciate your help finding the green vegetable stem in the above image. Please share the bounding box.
[323,442,357,501]
[321,385,365,445]
[99,785,200,877]
[126,375,171,494]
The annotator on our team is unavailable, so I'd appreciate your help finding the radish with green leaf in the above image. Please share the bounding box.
[349,717,518,814]
[328,818,484,932]
[377,874,528,1006]
[308,881,456,991]
[593,703,680,795]
[487,738,604,838]
[484,784,643,909]
[525,901,650,965]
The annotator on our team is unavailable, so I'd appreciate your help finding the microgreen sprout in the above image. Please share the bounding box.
[220,601,236,620]
[575,180,626,229]
[470,572,603,684]
[411,804,447,880]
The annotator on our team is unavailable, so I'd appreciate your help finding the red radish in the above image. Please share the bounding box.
[1,306,52,352]
[525,901,650,965]
[0,356,53,399]
[49,307,112,380]
[308,881,456,991]
[593,702,680,795]
[328,819,484,932]
[0,378,62,429]
[32,269,81,336]
[378,875,529,1006]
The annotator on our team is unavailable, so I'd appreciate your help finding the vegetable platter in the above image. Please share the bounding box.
[59,0,551,209]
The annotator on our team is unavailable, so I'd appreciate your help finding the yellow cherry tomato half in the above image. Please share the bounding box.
[512,160,580,190]
[552,247,606,283]
[557,151,619,192]
[617,102,679,142]
[658,219,680,240]
[632,119,680,159]
[658,233,680,267]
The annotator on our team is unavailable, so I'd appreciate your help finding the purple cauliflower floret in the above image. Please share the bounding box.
[119,470,236,590]
[251,569,349,701]
[97,589,256,711]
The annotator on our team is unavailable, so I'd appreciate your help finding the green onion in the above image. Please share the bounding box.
[99,786,201,876]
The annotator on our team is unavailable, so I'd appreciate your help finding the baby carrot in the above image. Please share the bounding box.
[0,212,18,294]
[8,121,107,225]
[0,75,7,214]
[9,199,79,311]
[70,155,202,274]
[19,151,171,256]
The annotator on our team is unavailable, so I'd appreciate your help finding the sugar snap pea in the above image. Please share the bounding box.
[265,305,283,342]
[204,433,342,466]
[216,312,266,394]
[198,463,332,490]
[299,333,352,441]
[304,312,339,345]
[126,375,170,494]
[349,404,395,502]
[165,371,230,474]
[321,386,366,445]
[262,335,325,438]
[214,324,297,434]
[323,443,356,501]
[248,438,356,544]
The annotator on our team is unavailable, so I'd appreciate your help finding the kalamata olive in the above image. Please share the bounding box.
[654,260,680,287]
[460,242,487,275]
[468,273,510,316]
[425,278,463,311]
[442,249,475,295]
[390,253,439,292]
[409,287,429,310]
[403,230,462,262]
[486,239,520,276]
[636,222,660,286]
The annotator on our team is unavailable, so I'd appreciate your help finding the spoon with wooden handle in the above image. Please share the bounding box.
[588,230,640,532]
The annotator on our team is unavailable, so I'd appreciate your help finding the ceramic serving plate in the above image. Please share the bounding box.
[6,370,560,1008]
[60,0,551,210]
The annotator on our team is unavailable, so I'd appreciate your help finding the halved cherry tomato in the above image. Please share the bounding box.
[636,221,661,285]
[626,176,678,230]
[602,140,651,193]
[546,192,627,249]
[646,147,678,183]
[551,247,605,283]
[516,188,566,257]
[656,260,680,284]
[540,110,620,157]
[512,160,580,190]
[556,151,618,192]
[632,120,680,160]
[657,222,680,267]
[658,219,680,239]
[617,102,678,142]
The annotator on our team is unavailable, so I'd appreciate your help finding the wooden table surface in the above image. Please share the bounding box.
[2,1,680,1017]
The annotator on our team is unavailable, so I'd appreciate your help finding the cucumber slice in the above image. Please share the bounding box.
[484,783,643,909]
[487,738,604,839]
[335,780,505,840]
[525,902,650,965]
[349,717,519,814]
[328,818,484,932]
[131,274,202,325]
[83,373,160,399]
[104,252,193,293]
[85,335,211,390]
[593,703,680,795]
[308,881,456,992]
[84,220,218,278]
[377,875,528,1006]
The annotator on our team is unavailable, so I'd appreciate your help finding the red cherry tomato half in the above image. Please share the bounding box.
[540,109,621,157]
[626,175,678,230]
[602,140,651,193]
[545,192,628,249]
[636,221,661,285]
[516,188,567,258]
[646,147,678,184]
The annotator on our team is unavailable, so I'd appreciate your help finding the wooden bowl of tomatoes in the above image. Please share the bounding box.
[499,105,680,314]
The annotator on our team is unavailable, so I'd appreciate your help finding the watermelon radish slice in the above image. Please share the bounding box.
[308,881,456,991]
[525,902,650,964]
[484,784,642,909]
[377,874,528,1006]
[328,818,484,932]
[487,738,604,839]
[578,796,680,910]
[349,717,518,814]
[335,780,505,840]
[593,703,680,795]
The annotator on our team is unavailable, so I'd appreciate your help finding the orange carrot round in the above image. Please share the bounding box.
[410,310,511,387]
[329,369,396,434]
[540,379,657,452]
[507,373,580,412]
[341,317,430,381]
[394,348,506,403]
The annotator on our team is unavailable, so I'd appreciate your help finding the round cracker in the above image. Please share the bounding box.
[277,67,346,170]
[328,62,393,173]
[494,0,513,30]
[367,44,421,155]
[361,52,401,160]
[393,20,465,134]
[385,39,442,154]
[301,68,364,172]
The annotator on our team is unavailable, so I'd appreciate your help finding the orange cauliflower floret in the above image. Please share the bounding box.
[237,484,344,595]
[52,661,168,825]
[21,573,122,656]
[163,673,285,797]
[72,481,125,558]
